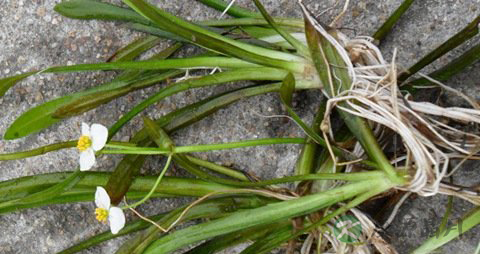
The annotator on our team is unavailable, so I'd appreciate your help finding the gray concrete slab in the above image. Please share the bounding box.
[0,0,479,253]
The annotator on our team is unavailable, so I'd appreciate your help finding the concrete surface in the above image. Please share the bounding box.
[0,0,479,253]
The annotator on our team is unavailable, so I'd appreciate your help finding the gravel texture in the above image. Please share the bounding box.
[0,0,479,253]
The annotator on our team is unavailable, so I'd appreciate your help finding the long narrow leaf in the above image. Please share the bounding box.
[122,0,304,71]
[54,0,150,24]
[3,70,180,140]
[398,15,480,82]
[108,35,161,62]
[412,207,480,254]
[372,0,416,43]
[108,67,287,137]
[144,179,388,253]
[407,43,480,87]
[252,0,309,56]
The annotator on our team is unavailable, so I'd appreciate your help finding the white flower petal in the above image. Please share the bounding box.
[79,148,96,171]
[108,207,125,234]
[91,124,108,151]
[95,186,111,210]
[81,122,91,136]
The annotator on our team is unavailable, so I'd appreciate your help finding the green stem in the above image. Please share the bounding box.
[0,141,133,161]
[122,155,173,209]
[185,155,249,181]
[0,141,76,160]
[101,137,305,155]
[372,0,416,43]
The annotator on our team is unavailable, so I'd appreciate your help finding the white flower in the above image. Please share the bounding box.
[77,122,108,171]
[94,186,126,234]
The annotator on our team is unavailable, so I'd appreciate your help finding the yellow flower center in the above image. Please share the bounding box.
[95,208,109,223]
[77,135,92,151]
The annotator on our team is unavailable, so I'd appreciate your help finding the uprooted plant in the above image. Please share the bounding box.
[0,0,479,253]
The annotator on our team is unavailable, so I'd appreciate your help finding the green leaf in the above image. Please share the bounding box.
[280,72,295,107]
[57,212,166,254]
[143,117,174,150]
[0,170,85,213]
[3,80,125,140]
[52,70,180,118]
[408,42,480,88]
[122,0,304,72]
[4,39,183,140]
[144,179,386,253]
[108,35,161,62]
[252,0,309,56]
[108,67,286,137]
[295,99,326,176]
[127,23,189,43]
[0,171,235,214]
[3,70,179,140]
[0,71,36,97]
[398,15,480,82]
[186,222,286,254]
[278,73,346,158]
[116,197,270,254]
[412,207,480,254]
[54,0,150,24]
[372,0,416,43]
[240,224,293,254]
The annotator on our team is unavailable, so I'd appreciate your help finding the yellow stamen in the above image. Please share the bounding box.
[95,208,108,223]
[77,135,92,151]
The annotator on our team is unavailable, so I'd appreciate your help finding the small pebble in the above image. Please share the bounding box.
[36,7,46,17]
[34,92,43,102]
